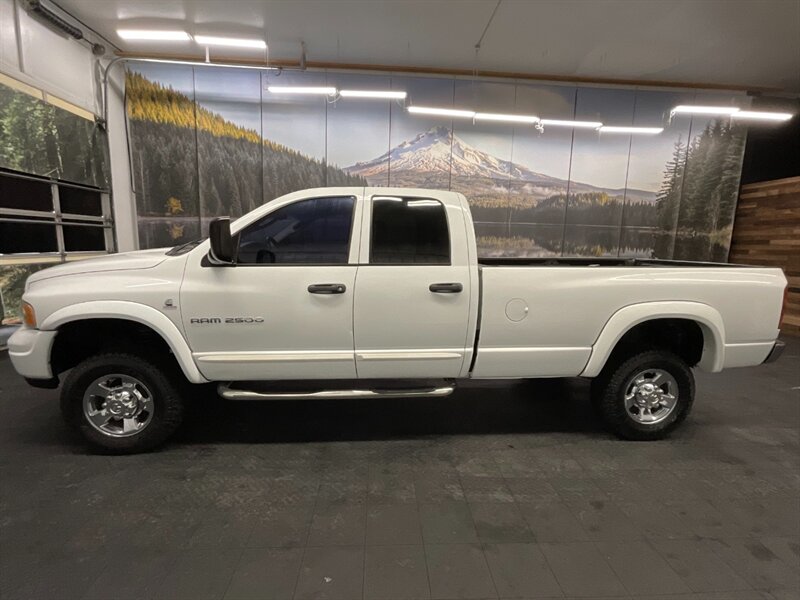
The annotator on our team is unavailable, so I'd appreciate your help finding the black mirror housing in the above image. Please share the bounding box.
[208,217,235,264]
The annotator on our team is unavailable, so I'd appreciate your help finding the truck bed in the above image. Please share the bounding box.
[470,260,785,379]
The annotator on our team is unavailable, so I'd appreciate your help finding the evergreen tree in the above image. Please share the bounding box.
[715,123,746,231]
[658,119,747,261]
[653,137,686,257]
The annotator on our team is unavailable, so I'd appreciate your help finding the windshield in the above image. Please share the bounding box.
[166,238,205,256]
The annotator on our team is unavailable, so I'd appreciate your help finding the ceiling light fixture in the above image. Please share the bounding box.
[600,126,664,134]
[540,119,603,129]
[407,106,476,118]
[194,35,267,49]
[267,86,336,95]
[474,112,540,124]
[339,90,407,99]
[117,29,191,41]
[730,110,793,122]
[670,105,740,116]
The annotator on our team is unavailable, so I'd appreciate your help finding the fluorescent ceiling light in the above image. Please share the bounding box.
[730,110,793,122]
[671,105,740,116]
[267,86,336,95]
[600,126,664,134]
[408,106,476,118]
[117,29,190,41]
[671,105,793,122]
[339,90,407,99]
[540,119,602,129]
[474,112,539,124]
[194,35,266,49]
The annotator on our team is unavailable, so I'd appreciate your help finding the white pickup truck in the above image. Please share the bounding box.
[9,187,787,453]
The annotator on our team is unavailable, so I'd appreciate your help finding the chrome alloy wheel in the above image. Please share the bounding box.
[82,374,154,437]
[623,368,678,425]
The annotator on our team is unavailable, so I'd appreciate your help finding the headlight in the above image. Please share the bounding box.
[22,302,37,328]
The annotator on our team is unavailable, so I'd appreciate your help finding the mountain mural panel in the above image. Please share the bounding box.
[124,69,747,260]
[346,126,656,202]
[346,126,658,234]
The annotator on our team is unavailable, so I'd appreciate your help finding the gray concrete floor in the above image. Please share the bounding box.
[0,340,798,600]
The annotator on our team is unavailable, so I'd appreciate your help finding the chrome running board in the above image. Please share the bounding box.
[218,383,455,401]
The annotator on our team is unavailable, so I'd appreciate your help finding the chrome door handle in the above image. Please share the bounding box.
[429,282,463,293]
[308,283,346,294]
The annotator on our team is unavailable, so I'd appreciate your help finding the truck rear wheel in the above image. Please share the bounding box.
[594,349,694,441]
[60,352,185,454]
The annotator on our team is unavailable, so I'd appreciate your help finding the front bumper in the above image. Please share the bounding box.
[762,340,785,364]
[8,327,58,379]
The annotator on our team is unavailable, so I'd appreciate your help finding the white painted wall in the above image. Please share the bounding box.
[105,66,137,252]
[0,0,97,112]
[0,0,138,251]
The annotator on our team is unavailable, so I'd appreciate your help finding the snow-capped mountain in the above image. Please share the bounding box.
[345,126,656,203]
[347,126,530,180]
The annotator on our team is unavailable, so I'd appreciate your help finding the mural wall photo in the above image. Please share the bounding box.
[125,66,750,260]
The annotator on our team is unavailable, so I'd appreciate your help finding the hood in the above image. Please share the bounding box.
[27,248,170,285]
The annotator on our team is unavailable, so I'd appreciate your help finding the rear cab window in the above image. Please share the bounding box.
[370,197,450,265]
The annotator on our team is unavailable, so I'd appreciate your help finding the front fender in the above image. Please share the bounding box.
[580,301,726,377]
[40,301,208,384]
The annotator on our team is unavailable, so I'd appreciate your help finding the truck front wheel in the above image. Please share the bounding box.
[593,349,694,441]
[60,352,185,454]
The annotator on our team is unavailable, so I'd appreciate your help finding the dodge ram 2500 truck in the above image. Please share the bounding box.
[8,187,787,453]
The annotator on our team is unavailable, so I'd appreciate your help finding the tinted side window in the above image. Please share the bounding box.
[237,196,355,264]
[370,198,450,264]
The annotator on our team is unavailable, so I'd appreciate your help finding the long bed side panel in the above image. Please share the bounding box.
[471,266,786,378]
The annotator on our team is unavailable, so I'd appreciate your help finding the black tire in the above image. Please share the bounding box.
[61,352,185,454]
[594,349,694,441]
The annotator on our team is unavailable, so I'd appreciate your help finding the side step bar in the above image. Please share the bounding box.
[218,383,455,401]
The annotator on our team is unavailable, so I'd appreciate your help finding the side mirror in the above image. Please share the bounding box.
[208,217,235,265]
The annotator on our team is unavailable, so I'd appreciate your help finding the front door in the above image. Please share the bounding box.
[353,194,472,378]
[180,194,361,381]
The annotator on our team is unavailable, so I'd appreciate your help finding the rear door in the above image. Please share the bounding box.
[353,192,473,378]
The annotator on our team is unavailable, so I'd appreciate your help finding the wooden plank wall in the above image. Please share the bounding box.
[729,176,800,335]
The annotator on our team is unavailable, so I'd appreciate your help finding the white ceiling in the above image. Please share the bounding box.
[56,0,800,92]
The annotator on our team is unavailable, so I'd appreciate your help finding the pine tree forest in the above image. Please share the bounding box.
[125,72,364,248]
[654,122,747,261]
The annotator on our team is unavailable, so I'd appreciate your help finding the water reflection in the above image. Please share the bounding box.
[475,223,562,257]
[475,222,659,258]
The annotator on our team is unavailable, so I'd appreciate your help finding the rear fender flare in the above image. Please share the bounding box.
[580,301,725,377]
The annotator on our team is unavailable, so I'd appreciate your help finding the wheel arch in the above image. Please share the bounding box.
[581,301,725,377]
[42,301,207,384]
